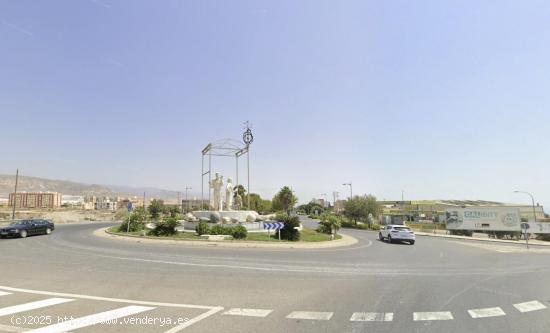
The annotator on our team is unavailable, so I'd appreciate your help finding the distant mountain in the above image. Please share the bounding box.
[0,175,180,200]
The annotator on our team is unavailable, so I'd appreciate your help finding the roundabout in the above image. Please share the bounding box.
[0,218,549,333]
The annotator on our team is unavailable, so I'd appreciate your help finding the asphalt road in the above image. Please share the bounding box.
[1,217,549,333]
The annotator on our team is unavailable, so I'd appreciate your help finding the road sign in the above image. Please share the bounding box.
[127,202,133,212]
[521,223,530,230]
[263,222,284,230]
[264,222,284,241]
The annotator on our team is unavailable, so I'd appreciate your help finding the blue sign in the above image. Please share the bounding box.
[263,222,284,230]
[127,202,133,212]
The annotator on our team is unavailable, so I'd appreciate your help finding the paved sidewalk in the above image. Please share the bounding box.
[414,231,550,247]
[96,227,358,249]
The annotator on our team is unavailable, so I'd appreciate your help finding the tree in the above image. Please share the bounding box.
[148,199,164,219]
[276,213,301,241]
[317,214,342,239]
[297,202,325,215]
[272,186,298,214]
[247,193,273,214]
[343,194,380,226]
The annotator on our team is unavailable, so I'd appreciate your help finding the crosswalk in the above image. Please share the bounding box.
[27,306,155,333]
[0,287,222,333]
[0,287,548,332]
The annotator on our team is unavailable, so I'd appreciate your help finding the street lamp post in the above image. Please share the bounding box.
[342,182,352,200]
[185,186,192,212]
[513,190,537,223]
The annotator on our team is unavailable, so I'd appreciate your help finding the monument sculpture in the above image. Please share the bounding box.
[225,177,235,210]
[192,171,262,225]
[209,173,224,211]
[189,124,273,228]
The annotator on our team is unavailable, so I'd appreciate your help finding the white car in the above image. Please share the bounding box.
[379,225,415,245]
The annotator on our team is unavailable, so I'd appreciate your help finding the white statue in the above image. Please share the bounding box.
[225,177,235,210]
[209,173,224,211]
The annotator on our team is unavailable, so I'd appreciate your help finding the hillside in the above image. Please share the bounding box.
[0,175,180,200]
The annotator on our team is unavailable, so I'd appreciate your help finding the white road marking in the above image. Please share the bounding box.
[468,307,506,318]
[164,307,223,333]
[286,311,333,320]
[223,308,273,317]
[513,300,547,313]
[26,305,154,333]
[0,298,74,317]
[413,312,454,321]
[350,312,393,322]
[0,285,215,309]
[0,285,224,333]
[0,324,26,332]
[0,291,12,296]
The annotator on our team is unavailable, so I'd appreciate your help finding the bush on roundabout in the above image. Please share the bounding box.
[276,214,301,241]
[118,212,145,232]
[209,224,228,235]
[195,221,210,236]
[231,225,248,239]
[149,217,180,236]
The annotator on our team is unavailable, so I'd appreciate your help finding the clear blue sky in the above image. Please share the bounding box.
[1,0,549,210]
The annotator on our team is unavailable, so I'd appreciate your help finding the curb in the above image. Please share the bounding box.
[415,231,550,247]
[96,227,358,249]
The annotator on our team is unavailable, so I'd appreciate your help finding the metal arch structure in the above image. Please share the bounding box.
[201,138,250,210]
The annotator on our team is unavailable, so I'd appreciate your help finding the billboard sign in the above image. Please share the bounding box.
[445,207,521,231]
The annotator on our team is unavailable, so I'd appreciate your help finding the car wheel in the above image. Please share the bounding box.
[378,233,383,241]
[45,228,52,235]
[20,230,28,238]
[388,235,393,243]
[410,240,415,245]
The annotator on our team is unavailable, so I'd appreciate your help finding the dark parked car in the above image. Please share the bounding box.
[0,219,55,238]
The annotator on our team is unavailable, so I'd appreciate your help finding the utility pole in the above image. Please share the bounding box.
[11,169,19,220]
[185,186,192,212]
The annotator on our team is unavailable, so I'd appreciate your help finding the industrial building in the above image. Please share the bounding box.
[379,200,546,225]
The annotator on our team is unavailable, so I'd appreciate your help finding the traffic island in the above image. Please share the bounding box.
[96,227,358,249]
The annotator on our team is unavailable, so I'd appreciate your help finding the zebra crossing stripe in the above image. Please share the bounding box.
[0,298,74,317]
[0,291,12,296]
[513,301,547,313]
[468,307,506,318]
[223,308,273,317]
[26,305,155,333]
[350,312,393,322]
[413,312,454,321]
[286,311,333,320]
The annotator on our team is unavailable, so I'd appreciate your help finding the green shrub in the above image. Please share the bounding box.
[276,214,301,241]
[341,220,355,228]
[231,225,248,239]
[317,214,342,235]
[150,217,180,236]
[355,223,369,230]
[118,212,145,232]
[195,221,210,235]
[370,224,381,231]
[210,224,231,235]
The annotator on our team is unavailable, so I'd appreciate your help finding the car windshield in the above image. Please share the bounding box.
[394,227,411,231]
[9,221,27,226]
